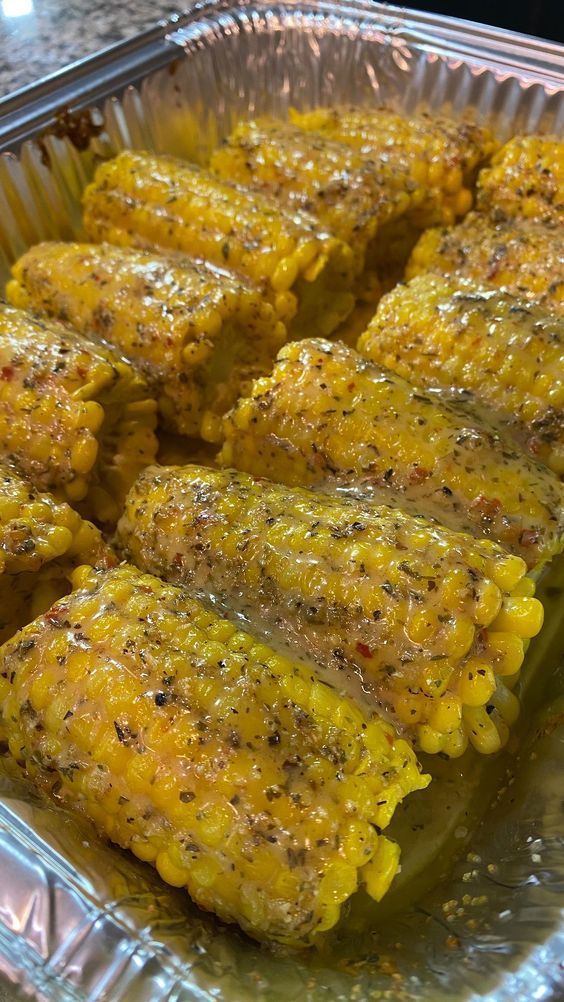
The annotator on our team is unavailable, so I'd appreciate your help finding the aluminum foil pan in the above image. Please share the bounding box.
[0,3,563,998]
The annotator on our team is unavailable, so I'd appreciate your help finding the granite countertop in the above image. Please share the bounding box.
[0,0,181,98]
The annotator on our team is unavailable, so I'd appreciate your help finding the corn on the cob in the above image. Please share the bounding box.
[0,303,158,525]
[476,134,564,224]
[290,106,497,229]
[219,339,564,570]
[0,562,429,946]
[82,150,355,339]
[119,464,543,757]
[406,212,564,316]
[7,242,287,443]
[359,273,564,476]
[209,117,428,276]
[0,462,115,642]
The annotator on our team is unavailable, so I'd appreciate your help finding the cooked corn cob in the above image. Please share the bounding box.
[290,106,497,228]
[209,117,428,276]
[82,151,355,339]
[0,303,158,524]
[359,273,564,476]
[119,464,544,757]
[406,213,564,316]
[7,242,287,442]
[0,462,115,642]
[219,339,564,569]
[476,134,564,224]
[0,563,429,946]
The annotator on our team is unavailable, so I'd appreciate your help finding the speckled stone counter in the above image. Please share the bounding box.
[0,0,180,98]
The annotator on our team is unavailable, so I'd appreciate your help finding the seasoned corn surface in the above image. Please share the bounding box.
[210,117,427,275]
[407,213,564,316]
[0,303,158,524]
[0,462,115,642]
[477,134,564,224]
[7,242,286,443]
[360,274,564,475]
[119,465,543,756]
[219,339,564,569]
[82,151,355,339]
[0,563,428,946]
[290,106,496,228]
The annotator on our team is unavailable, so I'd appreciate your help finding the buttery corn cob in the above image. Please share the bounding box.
[406,213,564,316]
[0,303,158,524]
[359,273,564,476]
[219,339,564,570]
[7,242,287,443]
[476,134,564,224]
[290,106,497,228]
[119,464,544,757]
[209,117,428,276]
[82,151,355,339]
[0,462,115,642]
[0,563,429,946]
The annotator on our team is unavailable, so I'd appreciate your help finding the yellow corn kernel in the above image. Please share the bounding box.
[156,851,190,888]
[458,660,496,707]
[489,682,520,728]
[462,705,504,754]
[417,725,446,755]
[491,597,544,638]
[441,729,469,759]
[361,837,401,902]
[429,697,462,735]
[131,838,159,863]
[319,862,359,905]
[487,632,525,676]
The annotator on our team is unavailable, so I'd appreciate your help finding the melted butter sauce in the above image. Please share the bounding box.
[199,587,388,723]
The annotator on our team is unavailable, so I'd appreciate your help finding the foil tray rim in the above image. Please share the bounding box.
[0,0,563,154]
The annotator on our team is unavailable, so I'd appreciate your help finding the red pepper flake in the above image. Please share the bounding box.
[0,366,14,381]
[347,381,356,392]
[385,732,395,746]
[470,494,502,520]
[519,527,540,547]
[45,605,65,625]
[101,551,119,570]
[409,465,431,484]
[356,641,373,659]
[76,365,87,380]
